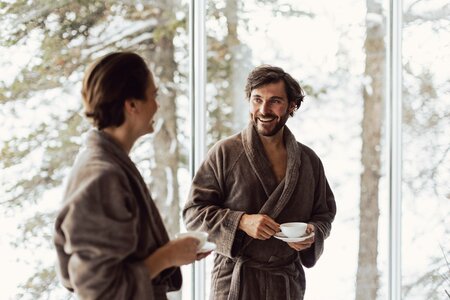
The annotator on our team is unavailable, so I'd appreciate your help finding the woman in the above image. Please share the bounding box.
[54,52,209,299]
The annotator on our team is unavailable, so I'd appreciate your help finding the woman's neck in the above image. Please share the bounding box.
[102,126,136,154]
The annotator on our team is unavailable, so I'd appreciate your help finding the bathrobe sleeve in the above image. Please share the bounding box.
[55,165,155,299]
[183,142,245,258]
[300,154,336,268]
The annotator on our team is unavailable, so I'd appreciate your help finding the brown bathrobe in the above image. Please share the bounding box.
[183,124,336,300]
[54,130,181,300]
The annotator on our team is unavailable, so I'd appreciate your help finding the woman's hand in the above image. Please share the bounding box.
[165,237,201,267]
[144,237,200,279]
[196,251,212,261]
[145,237,212,279]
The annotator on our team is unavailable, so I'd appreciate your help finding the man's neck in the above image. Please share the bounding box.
[259,127,286,150]
[258,126,288,183]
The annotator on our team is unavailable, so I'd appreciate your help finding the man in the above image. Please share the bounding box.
[183,65,336,300]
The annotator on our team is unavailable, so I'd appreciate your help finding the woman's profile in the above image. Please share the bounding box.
[54,52,209,299]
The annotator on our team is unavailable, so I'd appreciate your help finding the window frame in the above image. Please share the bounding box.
[189,0,404,299]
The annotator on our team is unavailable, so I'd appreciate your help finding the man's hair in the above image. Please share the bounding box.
[245,65,305,116]
[81,52,151,130]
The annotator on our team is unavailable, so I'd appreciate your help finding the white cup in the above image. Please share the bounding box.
[175,231,208,249]
[280,222,308,238]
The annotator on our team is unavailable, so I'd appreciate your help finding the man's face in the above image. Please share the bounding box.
[249,81,294,137]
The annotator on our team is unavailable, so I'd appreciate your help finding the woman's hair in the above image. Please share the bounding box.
[81,52,151,130]
[245,65,305,116]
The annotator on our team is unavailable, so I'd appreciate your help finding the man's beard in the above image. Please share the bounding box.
[251,111,290,137]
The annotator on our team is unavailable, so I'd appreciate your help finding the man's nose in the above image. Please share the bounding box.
[260,101,270,115]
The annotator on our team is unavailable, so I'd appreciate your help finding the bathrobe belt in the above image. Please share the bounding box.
[227,252,299,300]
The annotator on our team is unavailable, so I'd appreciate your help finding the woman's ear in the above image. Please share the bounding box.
[124,99,137,114]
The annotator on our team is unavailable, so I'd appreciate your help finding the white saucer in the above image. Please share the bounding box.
[198,241,217,253]
[274,232,315,243]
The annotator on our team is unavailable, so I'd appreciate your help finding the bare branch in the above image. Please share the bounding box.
[404,4,450,24]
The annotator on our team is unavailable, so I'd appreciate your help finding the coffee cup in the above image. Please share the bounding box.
[280,222,307,238]
[175,231,208,249]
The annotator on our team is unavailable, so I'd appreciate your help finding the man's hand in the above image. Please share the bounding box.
[239,214,280,240]
[287,223,315,251]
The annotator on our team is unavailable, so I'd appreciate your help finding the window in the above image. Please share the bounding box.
[0,1,447,299]
[401,1,450,298]
[204,0,388,299]
[0,2,191,299]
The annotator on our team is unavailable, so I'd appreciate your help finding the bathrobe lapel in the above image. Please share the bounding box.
[241,124,301,220]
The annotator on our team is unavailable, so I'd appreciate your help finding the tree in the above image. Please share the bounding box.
[206,0,246,148]
[401,2,450,297]
[142,0,184,240]
[355,1,450,299]
[205,0,312,148]
[355,0,384,299]
[0,1,187,298]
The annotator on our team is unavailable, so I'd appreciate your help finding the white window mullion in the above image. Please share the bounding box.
[189,0,207,299]
[387,0,403,299]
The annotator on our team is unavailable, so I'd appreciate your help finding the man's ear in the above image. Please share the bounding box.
[289,101,296,113]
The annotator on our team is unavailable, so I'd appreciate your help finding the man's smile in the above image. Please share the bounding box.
[257,115,276,123]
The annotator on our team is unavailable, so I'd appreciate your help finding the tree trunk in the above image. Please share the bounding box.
[225,0,252,132]
[355,0,385,299]
[147,1,180,239]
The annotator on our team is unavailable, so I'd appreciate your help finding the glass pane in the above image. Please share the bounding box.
[401,1,450,299]
[204,0,388,299]
[0,1,191,299]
